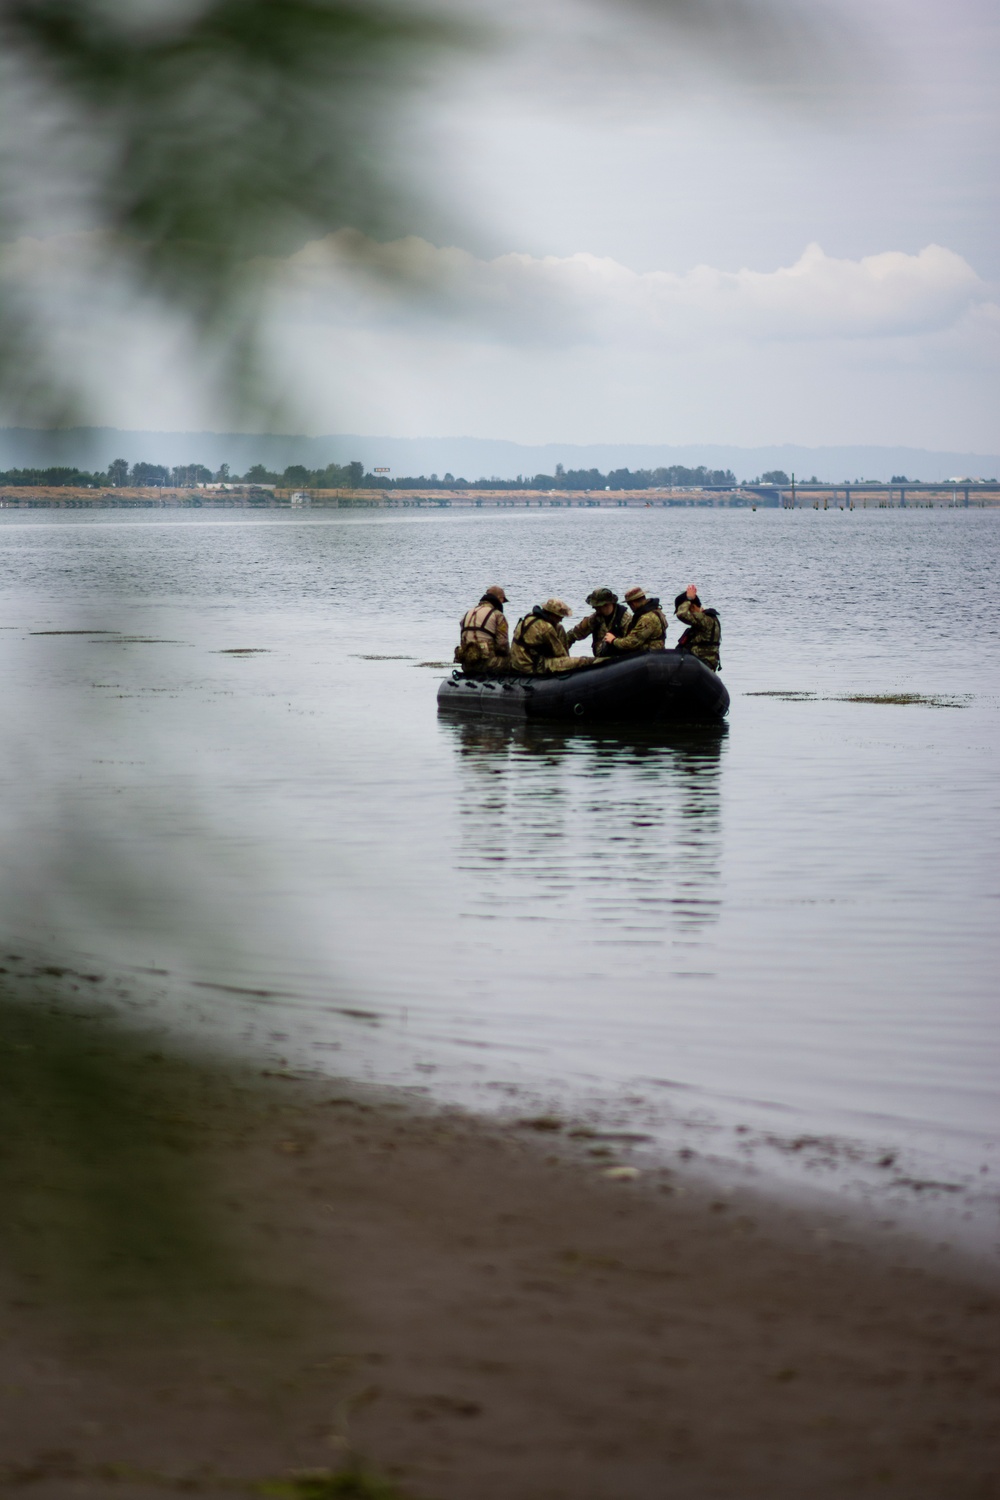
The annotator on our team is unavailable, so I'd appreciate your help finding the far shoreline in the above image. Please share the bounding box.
[2,480,999,510]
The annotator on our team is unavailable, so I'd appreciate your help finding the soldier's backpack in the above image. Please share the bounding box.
[457,602,503,667]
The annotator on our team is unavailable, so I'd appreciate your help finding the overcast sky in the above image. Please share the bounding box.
[7,0,999,451]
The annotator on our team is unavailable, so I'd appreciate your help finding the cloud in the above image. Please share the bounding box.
[4,226,989,352]
[0,228,995,447]
[277,232,992,349]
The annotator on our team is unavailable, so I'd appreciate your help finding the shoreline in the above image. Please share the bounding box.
[311,1015,1000,1267]
[2,483,998,510]
[2,1024,997,1499]
[6,951,998,1267]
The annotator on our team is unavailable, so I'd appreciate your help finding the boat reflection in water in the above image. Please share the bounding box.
[439,717,728,941]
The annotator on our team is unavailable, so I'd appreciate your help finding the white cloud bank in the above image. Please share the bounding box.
[1,229,996,446]
[280,232,992,347]
[260,232,1000,446]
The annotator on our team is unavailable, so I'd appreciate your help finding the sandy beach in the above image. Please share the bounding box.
[1,1033,996,1500]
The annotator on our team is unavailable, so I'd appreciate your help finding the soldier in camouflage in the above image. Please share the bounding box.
[565,587,632,657]
[674,584,722,672]
[602,586,667,655]
[455,584,510,674]
[510,598,593,674]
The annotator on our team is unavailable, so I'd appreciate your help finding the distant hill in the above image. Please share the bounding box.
[0,428,997,484]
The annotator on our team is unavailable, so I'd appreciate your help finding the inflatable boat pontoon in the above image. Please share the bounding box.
[437,651,729,724]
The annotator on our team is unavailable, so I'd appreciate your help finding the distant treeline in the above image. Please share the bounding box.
[0,461,220,487]
[3,462,991,492]
[0,459,741,490]
[0,465,110,487]
[378,463,740,491]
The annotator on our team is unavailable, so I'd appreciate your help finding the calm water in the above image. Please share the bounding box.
[1,508,997,1226]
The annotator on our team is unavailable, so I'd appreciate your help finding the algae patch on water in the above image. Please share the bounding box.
[746,690,969,708]
[829,693,970,708]
[745,690,816,700]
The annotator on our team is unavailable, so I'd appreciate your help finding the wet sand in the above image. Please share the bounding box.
[1,1057,997,1500]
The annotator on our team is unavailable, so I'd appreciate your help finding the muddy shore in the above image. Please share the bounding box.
[1,1046,997,1500]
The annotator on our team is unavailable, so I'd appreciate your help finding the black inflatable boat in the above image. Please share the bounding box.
[437,651,729,724]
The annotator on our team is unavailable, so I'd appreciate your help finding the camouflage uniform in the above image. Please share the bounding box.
[566,603,632,655]
[510,609,592,674]
[605,600,667,655]
[455,597,510,674]
[675,599,721,672]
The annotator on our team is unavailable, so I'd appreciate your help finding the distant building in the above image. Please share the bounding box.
[197,482,276,492]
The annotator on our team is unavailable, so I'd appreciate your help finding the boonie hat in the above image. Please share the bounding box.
[586,587,618,607]
[624,586,647,605]
[484,584,507,603]
[543,597,573,617]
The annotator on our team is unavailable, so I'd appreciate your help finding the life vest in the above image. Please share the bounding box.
[458,599,505,664]
[696,608,721,644]
[512,607,555,670]
[677,607,721,666]
[623,599,667,649]
[592,602,630,654]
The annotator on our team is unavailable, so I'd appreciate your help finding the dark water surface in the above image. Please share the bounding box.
[1,508,997,1235]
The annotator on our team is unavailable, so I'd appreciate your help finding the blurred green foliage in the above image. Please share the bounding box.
[4,0,450,264]
[0,0,858,425]
[260,1469,408,1499]
[0,0,464,420]
[0,986,249,1310]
